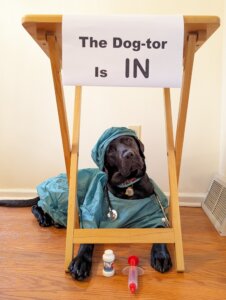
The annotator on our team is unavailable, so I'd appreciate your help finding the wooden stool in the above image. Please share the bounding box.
[22,15,220,272]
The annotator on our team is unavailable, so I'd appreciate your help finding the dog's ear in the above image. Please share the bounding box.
[134,137,145,158]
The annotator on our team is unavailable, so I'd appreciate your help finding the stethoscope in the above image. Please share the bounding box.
[104,184,170,227]
[104,185,118,221]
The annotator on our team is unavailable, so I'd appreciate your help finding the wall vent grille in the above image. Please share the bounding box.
[202,176,226,236]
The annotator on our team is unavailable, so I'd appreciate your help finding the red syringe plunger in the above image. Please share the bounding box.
[122,256,143,294]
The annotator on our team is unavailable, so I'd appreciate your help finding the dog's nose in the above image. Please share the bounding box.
[123,150,135,159]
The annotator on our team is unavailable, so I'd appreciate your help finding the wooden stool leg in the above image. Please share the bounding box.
[64,86,82,271]
[175,34,197,181]
[164,88,184,272]
[47,34,71,178]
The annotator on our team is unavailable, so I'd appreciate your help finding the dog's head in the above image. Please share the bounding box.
[104,135,146,186]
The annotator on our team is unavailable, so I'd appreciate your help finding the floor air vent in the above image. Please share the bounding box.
[202,176,226,236]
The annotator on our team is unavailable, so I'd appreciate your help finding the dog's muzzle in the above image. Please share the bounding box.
[120,151,145,178]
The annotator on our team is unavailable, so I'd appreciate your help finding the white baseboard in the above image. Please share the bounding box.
[0,189,205,206]
[178,193,205,207]
[164,192,205,207]
[0,189,37,199]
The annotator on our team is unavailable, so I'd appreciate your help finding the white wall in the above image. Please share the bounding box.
[0,0,224,200]
[219,1,226,179]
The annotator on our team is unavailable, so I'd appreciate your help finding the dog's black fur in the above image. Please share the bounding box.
[68,135,172,280]
[0,135,172,280]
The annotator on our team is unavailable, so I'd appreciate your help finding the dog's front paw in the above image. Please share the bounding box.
[151,243,172,273]
[69,255,92,281]
[32,205,54,227]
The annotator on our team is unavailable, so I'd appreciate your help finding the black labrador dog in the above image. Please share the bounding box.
[68,135,172,280]
[0,135,172,280]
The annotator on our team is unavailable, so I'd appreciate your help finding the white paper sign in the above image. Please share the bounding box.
[62,15,184,87]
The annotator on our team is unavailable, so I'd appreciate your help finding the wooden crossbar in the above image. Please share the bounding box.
[73,228,175,244]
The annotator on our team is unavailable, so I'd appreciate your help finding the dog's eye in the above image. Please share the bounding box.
[123,137,133,145]
[107,145,116,153]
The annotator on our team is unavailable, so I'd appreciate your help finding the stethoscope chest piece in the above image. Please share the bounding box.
[107,209,118,221]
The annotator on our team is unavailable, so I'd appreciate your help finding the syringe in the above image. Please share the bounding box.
[122,256,144,294]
